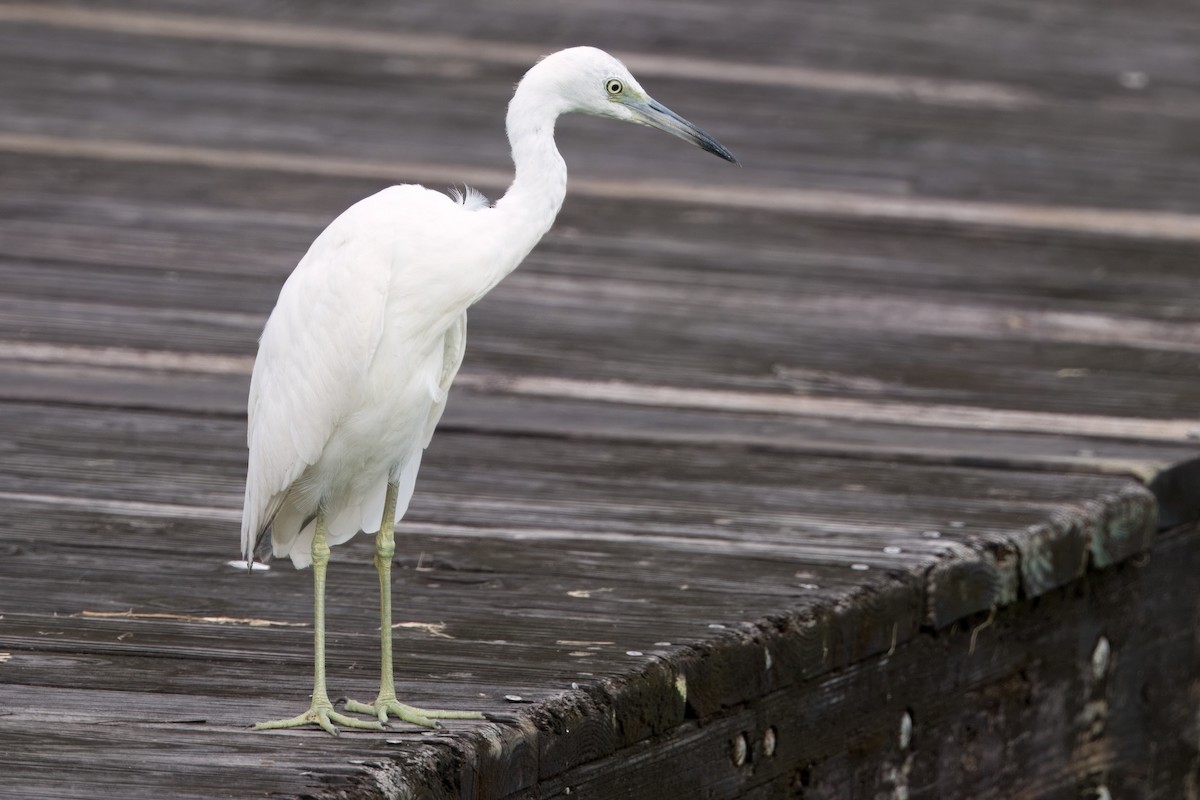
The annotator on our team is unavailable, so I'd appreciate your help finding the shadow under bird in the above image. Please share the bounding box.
[242,46,738,734]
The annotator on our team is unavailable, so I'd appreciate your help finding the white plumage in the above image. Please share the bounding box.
[242,46,736,735]
[243,186,479,568]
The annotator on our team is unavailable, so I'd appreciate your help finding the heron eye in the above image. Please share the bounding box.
[606,79,623,95]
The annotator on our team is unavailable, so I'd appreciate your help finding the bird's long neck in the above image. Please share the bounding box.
[491,84,568,271]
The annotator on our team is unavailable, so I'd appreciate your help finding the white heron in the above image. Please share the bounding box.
[242,46,737,735]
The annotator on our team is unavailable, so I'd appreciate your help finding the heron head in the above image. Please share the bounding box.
[533,47,740,165]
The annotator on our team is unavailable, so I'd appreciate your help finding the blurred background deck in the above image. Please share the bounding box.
[0,1,1198,798]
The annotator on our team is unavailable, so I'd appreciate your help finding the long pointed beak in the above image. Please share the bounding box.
[624,97,740,165]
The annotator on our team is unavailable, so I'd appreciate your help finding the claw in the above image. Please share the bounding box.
[341,695,483,728]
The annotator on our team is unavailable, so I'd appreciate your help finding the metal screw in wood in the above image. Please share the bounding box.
[731,732,749,766]
[1092,636,1112,681]
[762,726,777,757]
[899,711,914,750]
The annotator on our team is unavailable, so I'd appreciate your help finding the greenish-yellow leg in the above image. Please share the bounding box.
[343,481,485,728]
[254,512,384,735]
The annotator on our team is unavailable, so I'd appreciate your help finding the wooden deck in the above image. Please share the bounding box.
[2,1,1199,797]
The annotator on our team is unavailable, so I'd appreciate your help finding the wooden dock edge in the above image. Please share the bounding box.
[327,482,1192,799]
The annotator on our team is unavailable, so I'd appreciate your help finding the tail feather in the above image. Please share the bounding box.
[245,450,428,569]
[269,501,313,568]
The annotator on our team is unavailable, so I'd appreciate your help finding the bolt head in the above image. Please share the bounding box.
[899,711,914,750]
[731,733,749,766]
[1091,636,1112,681]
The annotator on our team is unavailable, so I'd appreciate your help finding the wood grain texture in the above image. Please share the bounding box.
[497,524,1200,800]
[0,0,1198,796]
[4,0,1200,212]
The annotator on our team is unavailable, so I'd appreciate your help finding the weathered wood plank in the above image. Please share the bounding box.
[0,399,1161,633]
[0,361,1193,485]
[4,156,1200,324]
[4,280,1198,423]
[499,524,1200,800]
[10,0,1200,102]
[5,523,1194,799]
[2,153,1198,433]
[2,2,1200,215]
[0,0,1197,796]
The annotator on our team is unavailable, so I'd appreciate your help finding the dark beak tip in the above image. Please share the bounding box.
[705,142,741,166]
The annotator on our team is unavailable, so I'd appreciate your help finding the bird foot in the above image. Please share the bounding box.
[253,697,386,736]
[341,694,485,728]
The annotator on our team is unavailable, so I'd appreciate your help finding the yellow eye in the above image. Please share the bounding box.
[605,79,624,96]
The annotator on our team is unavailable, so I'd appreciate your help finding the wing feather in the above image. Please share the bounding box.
[422,312,468,448]
[240,185,480,565]
[240,190,412,561]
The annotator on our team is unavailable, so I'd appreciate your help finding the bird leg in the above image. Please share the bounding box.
[254,511,384,735]
[342,480,485,727]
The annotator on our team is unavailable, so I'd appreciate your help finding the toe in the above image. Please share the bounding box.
[329,710,386,731]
